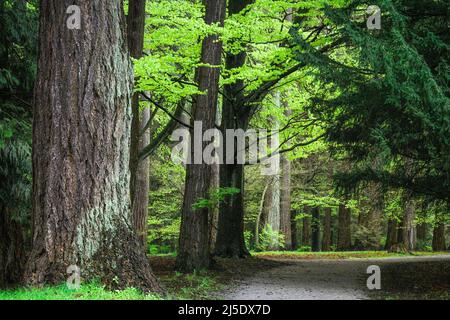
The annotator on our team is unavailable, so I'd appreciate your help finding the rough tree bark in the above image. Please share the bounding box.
[321,207,332,251]
[127,0,151,248]
[337,204,352,251]
[176,0,226,272]
[311,207,320,252]
[214,0,253,258]
[24,0,162,293]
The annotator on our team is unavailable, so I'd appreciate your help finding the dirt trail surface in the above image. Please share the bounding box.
[220,255,450,300]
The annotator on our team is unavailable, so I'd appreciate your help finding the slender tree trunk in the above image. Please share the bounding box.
[215,0,253,258]
[279,152,292,250]
[176,0,226,272]
[416,222,427,250]
[0,206,26,288]
[301,206,311,247]
[24,0,162,293]
[385,219,399,251]
[128,0,150,248]
[399,192,416,251]
[321,207,332,251]
[432,215,446,251]
[311,207,320,252]
[209,161,220,252]
[279,11,292,251]
[291,209,297,250]
[337,204,352,251]
[255,177,271,249]
[265,172,281,250]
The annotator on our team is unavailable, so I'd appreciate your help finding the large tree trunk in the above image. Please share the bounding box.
[127,0,150,248]
[0,206,26,288]
[337,204,352,251]
[321,207,332,251]
[24,0,162,293]
[432,214,446,251]
[176,0,226,272]
[214,0,253,258]
[215,162,250,257]
[311,207,320,252]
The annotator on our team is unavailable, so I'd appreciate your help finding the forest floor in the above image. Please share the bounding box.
[0,252,448,300]
[217,252,450,300]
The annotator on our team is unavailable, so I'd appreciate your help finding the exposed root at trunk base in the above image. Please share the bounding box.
[24,225,165,296]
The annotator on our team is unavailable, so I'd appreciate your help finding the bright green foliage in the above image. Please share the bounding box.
[256,224,285,251]
[148,145,185,253]
[192,187,241,211]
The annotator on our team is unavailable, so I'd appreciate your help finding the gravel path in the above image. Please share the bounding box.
[221,255,450,300]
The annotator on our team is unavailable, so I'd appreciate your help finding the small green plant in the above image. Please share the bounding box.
[296,245,312,252]
[244,230,253,251]
[256,225,285,251]
[192,187,240,211]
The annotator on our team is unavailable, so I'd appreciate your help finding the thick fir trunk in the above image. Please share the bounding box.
[321,207,332,251]
[311,207,320,252]
[214,0,253,258]
[176,0,226,272]
[432,218,446,251]
[24,0,162,293]
[0,206,26,288]
[128,0,150,248]
[337,204,352,251]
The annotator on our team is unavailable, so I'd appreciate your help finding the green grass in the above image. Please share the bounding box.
[0,272,221,300]
[252,250,450,260]
[0,283,161,300]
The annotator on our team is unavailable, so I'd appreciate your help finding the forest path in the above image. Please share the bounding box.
[220,255,450,300]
